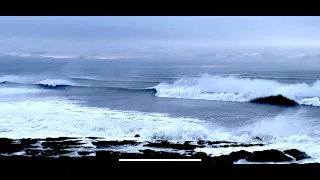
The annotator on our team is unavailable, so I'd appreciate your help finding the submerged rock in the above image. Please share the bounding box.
[250,95,298,106]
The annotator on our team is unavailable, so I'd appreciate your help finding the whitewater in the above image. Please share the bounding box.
[1,61,320,164]
[2,74,320,106]
[154,74,320,106]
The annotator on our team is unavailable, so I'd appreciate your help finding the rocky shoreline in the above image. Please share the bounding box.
[0,137,313,164]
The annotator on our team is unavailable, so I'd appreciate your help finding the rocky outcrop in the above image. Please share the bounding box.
[144,140,204,150]
[0,137,313,164]
[250,95,298,106]
[92,140,139,148]
[284,149,311,161]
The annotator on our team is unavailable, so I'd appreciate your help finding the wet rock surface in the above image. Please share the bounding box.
[0,137,313,163]
[250,95,298,106]
[284,149,311,161]
[144,140,205,150]
[92,140,140,148]
[42,140,85,149]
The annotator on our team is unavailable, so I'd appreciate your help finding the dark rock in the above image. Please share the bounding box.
[253,136,263,141]
[144,140,204,150]
[95,149,193,160]
[250,95,298,106]
[191,152,211,160]
[214,150,253,164]
[92,140,139,148]
[213,149,294,163]
[134,134,140,138]
[25,149,42,156]
[206,141,235,145]
[0,137,308,164]
[218,143,264,148]
[45,137,77,141]
[25,149,72,156]
[139,149,187,159]
[20,138,41,148]
[42,140,85,149]
[0,138,24,154]
[249,149,294,162]
[95,150,125,160]
[42,149,72,156]
[87,137,103,140]
[78,151,93,156]
[284,149,311,161]
[0,138,13,144]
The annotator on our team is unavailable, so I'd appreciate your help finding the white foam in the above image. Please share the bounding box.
[0,75,38,84]
[1,99,317,142]
[0,98,320,163]
[299,97,320,106]
[0,98,208,140]
[154,74,320,106]
[0,87,42,96]
[193,111,320,164]
[238,110,314,138]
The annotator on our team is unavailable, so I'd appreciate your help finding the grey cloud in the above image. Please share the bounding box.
[0,16,320,58]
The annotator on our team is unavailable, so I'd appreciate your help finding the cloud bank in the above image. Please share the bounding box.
[0,16,320,61]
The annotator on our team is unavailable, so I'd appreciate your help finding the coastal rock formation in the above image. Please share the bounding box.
[250,95,298,106]
[284,149,311,161]
[144,140,205,150]
[0,137,312,164]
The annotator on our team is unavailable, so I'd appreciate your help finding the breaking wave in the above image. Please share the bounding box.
[34,79,80,87]
[2,74,320,107]
[154,74,320,106]
[1,99,320,163]
[0,77,158,94]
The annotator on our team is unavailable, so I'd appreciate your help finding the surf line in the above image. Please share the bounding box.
[119,159,201,162]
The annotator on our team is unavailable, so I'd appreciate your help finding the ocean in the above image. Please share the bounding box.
[1,56,320,163]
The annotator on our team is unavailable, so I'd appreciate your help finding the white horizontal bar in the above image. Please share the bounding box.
[119,159,201,162]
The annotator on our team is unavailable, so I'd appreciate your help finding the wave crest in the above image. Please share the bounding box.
[34,79,80,87]
[154,74,320,106]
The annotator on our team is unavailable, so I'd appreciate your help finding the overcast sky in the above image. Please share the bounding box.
[0,16,320,57]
